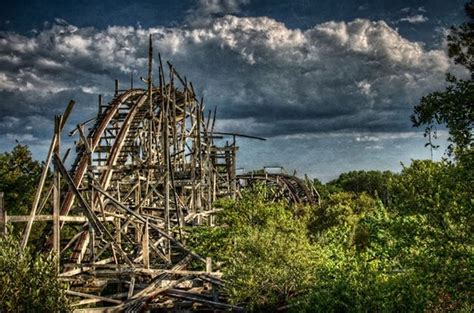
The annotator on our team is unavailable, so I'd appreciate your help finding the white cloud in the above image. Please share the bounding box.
[0,16,462,140]
[356,135,380,142]
[357,80,372,96]
[397,14,429,24]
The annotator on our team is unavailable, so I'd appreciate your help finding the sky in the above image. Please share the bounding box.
[0,0,469,181]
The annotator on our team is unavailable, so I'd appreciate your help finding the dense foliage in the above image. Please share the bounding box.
[188,186,317,310]
[0,146,69,312]
[326,170,395,205]
[0,144,42,217]
[0,230,69,312]
[189,159,473,312]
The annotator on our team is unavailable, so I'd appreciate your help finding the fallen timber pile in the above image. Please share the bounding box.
[4,36,319,312]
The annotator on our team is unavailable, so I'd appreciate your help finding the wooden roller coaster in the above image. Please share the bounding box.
[3,35,319,312]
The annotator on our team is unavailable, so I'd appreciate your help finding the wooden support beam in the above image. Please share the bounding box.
[89,227,95,264]
[6,215,115,223]
[92,184,206,263]
[164,289,243,311]
[66,290,123,305]
[22,101,74,250]
[142,218,150,269]
[53,116,61,265]
[0,192,5,234]
[52,153,104,235]
[127,277,135,299]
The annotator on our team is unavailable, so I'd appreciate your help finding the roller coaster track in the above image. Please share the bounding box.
[237,173,319,205]
[17,37,319,312]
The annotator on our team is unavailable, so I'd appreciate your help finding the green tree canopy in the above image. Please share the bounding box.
[411,1,473,158]
[0,144,42,216]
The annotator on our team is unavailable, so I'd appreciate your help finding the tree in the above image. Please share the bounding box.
[298,160,473,312]
[411,1,473,158]
[188,185,316,311]
[0,144,42,216]
[411,75,473,157]
[448,1,474,76]
[385,160,473,311]
[327,170,395,205]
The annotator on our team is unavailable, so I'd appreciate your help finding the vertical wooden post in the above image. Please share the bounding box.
[230,145,237,199]
[22,101,74,250]
[90,227,95,264]
[147,34,154,163]
[0,192,6,234]
[53,116,61,271]
[164,71,170,236]
[53,173,60,255]
[114,79,119,95]
[196,99,203,221]
[127,277,135,299]
[213,172,217,202]
[115,217,122,246]
[142,218,150,269]
[205,257,212,290]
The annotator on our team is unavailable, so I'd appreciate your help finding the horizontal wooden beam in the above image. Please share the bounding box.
[164,288,243,311]
[66,290,123,304]
[6,215,115,223]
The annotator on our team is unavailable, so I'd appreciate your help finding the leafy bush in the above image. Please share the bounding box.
[0,231,69,312]
[190,160,473,312]
[188,185,317,310]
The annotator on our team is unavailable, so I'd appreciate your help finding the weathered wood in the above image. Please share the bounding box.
[92,184,206,263]
[0,192,5,234]
[142,218,149,269]
[9,49,311,311]
[66,290,123,305]
[164,289,243,311]
[127,277,135,299]
[53,116,61,262]
[21,123,57,249]
[6,215,115,223]
[21,101,75,250]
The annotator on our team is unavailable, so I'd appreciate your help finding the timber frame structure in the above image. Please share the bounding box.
[1,36,319,312]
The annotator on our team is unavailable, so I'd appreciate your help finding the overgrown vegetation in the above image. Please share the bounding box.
[0,229,69,312]
[189,158,473,311]
[188,2,473,311]
[0,144,42,217]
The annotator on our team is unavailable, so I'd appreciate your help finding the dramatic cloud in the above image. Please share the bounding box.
[0,15,462,177]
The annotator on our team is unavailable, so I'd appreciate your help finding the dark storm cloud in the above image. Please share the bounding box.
[0,15,465,148]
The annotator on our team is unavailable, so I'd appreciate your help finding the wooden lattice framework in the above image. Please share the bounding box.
[2,36,319,312]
